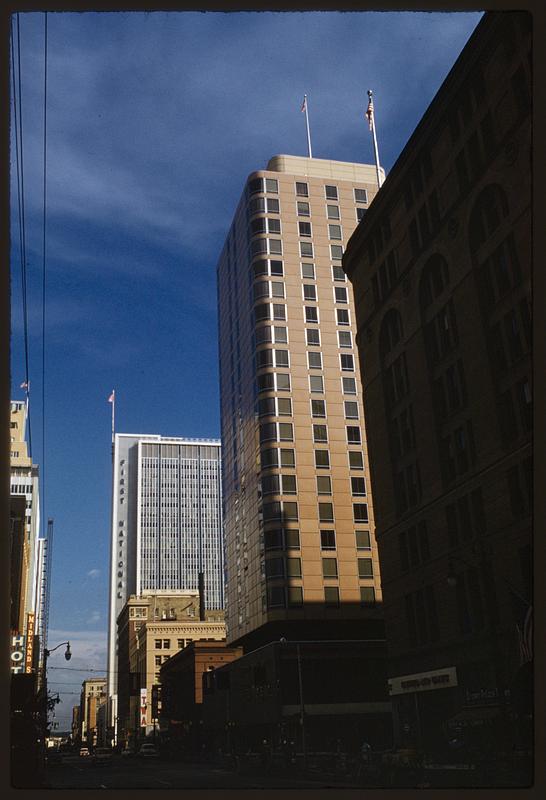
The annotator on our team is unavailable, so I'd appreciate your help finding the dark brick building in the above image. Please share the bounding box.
[201,639,392,756]
[343,11,531,760]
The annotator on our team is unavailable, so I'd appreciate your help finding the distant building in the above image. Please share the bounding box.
[217,155,386,651]
[80,679,107,749]
[9,401,41,641]
[106,434,223,742]
[71,705,81,744]
[343,12,531,754]
[159,640,243,752]
[115,590,225,746]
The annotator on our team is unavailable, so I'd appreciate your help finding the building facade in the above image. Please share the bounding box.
[10,400,41,636]
[116,590,225,746]
[159,640,243,753]
[201,639,392,756]
[343,12,531,755]
[217,155,386,650]
[80,679,107,749]
[107,434,223,735]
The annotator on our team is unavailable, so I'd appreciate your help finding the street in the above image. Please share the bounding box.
[44,752,354,789]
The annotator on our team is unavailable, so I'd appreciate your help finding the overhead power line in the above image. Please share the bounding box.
[41,11,48,527]
[11,13,32,457]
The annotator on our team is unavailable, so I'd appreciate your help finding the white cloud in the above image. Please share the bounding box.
[87,569,100,579]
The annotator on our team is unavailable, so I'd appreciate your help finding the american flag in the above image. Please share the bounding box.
[301,95,307,113]
[108,390,115,403]
[366,94,374,131]
[510,589,533,665]
[517,604,533,665]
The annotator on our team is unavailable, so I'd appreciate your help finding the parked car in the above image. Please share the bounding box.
[138,743,159,758]
[79,746,90,757]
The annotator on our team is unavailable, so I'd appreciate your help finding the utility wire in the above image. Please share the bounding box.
[41,11,48,530]
[12,13,32,457]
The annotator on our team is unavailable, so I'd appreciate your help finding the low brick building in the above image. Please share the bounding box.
[159,641,243,752]
[201,639,392,756]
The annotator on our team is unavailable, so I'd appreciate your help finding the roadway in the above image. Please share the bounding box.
[44,752,348,789]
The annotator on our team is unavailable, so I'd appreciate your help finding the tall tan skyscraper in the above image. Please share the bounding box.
[217,155,386,650]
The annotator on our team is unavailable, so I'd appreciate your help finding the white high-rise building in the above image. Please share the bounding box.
[106,433,223,731]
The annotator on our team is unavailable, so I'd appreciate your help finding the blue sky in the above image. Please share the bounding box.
[10,9,482,728]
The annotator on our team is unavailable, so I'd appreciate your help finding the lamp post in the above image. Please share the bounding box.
[280,638,307,772]
[41,642,71,767]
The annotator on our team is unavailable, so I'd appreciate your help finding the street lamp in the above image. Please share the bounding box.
[280,638,307,772]
[41,642,71,765]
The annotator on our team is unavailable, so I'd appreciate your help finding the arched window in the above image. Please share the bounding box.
[379,309,403,362]
[419,254,450,311]
[468,184,509,254]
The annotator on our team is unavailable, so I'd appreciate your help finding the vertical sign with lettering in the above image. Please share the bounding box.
[140,688,147,727]
[25,613,35,673]
[10,632,26,674]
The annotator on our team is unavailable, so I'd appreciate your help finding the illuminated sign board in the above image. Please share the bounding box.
[25,613,35,673]
[10,632,26,674]
[388,666,458,696]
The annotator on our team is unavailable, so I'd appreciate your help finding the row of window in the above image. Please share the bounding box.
[256,349,355,373]
[253,281,349,304]
[253,260,347,282]
[262,500,368,524]
[258,370,359,395]
[260,447,364,472]
[256,372,357,398]
[251,238,345,261]
[266,555,373,579]
[261,473,366,497]
[254,303,352,326]
[259,422,362,446]
[264,527,371,551]
[266,584,375,609]
[248,202,364,231]
[248,176,368,205]
[256,326,353,351]
[257,396,360,420]
[155,637,195,650]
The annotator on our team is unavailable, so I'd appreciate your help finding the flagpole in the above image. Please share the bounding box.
[367,89,383,188]
[110,390,115,444]
[302,94,313,159]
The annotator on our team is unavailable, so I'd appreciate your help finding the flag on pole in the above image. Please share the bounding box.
[366,93,374,131]
[20,380,29,390]
[510,589,533,665]
[301,95,307,113]
[108,390,115,403]
[518,604,533,665]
